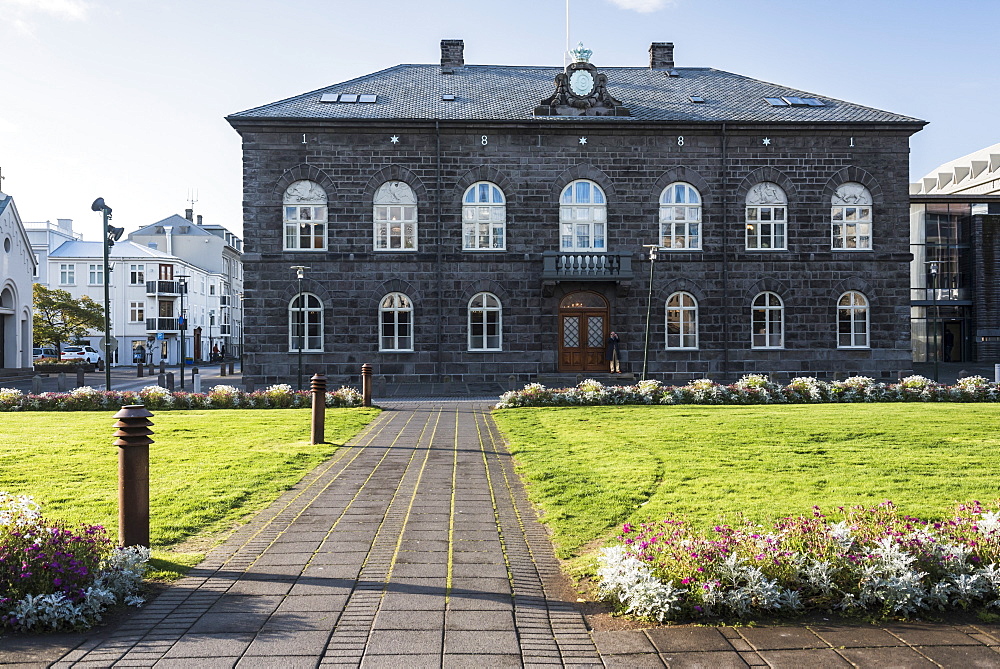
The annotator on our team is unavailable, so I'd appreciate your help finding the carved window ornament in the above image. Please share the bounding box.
[374,181,418,251]
[283,180,328,251]
[832,182,873,250]
[745,182,787,251]
[380,292,414,351]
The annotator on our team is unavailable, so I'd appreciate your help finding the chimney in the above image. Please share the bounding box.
[197,214,203,226]
[440,39,464,73]
[185,208,193,221]
[649,42,674,69]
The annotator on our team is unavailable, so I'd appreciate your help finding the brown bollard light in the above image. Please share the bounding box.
[311,373,326,445]
[362,363,373,407]
[112,405,154,548]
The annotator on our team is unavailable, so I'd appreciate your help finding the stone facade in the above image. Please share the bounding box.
[230,42,923,387]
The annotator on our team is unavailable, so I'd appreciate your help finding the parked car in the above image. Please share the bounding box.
[61,345,104,370]
[32,347,58,361]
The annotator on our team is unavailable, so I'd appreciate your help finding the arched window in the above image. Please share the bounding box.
[463,182,506,250]
[283,180,327,251]
[660,183,702,249]
[751,292,784,349]
[374,181,418,251]
[468,292,502,351]
[665,292,698,349]
[379,292,413,351]
[560,180,607,252]
[288,293,323,352]
[831,183,873,250]
[745,182,787,250]
[838,291,869,348]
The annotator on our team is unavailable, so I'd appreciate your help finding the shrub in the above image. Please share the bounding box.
[0,384,365,412]
[598,501,1000,622]
[0,492,149,631]
[495,376,1000,409]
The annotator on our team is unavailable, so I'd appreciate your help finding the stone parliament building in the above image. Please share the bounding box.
[228,40,925,387]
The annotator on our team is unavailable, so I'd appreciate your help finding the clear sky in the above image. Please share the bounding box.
[2,0,997,242]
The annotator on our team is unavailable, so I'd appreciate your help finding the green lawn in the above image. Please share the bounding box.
[0,408,379,575]
[493,404,1000,560]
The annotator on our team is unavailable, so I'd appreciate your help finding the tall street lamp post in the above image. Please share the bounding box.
[176,274,190,388]
[641,244,659,381]
[290,266,310,390]
[91,198,122,391]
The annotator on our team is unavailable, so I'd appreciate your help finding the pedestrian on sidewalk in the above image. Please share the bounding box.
[606,331,621,374]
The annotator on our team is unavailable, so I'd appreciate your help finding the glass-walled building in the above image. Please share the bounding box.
[910,142,1000,365]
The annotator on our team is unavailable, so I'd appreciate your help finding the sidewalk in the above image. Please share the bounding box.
[5,400,1000,667]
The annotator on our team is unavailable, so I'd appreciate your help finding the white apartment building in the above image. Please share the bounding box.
[35,213,244,366]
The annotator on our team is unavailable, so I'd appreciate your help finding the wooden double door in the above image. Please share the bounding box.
[558,291,609,372]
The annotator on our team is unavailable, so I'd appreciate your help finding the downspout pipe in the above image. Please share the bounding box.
[435,120,443,380]
[721,122,731,379]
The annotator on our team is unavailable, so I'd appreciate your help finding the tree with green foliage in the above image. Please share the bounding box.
[32,283,105,355]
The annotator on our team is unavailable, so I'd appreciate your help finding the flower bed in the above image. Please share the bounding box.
[0,383,364,412]
[496,374,999,408]
[598,501,1000,622]
[0,492,149,631]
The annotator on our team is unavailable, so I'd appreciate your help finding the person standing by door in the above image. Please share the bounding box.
[606,331,621,374]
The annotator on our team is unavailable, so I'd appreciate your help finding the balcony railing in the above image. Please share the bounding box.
[146,280,182,296]
[541,251,635,296]
[146,318,180,332]
[541,251,634,280]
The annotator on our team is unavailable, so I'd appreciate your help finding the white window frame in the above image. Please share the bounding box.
[665,292,698,349]
[659,183,702,250]
[129,301,145,323]
[463,182,506,251]
[283,180,328,251]
[32,254,40,278]
[374,181,418,251]
[379,292,414,351]
[129,264,145,285]
[831,183,873,251]
[837,291,870,349]
[559,180,607,252]
[288,293,324,352]
[745,182,788,251]
[468,292,502,351]
[751,292,784,349]
[59,264,75,285]
[88,263,104,285]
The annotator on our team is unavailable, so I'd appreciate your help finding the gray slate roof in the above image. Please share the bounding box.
[49,240,175,260]
[229,64,923,125]
[132,214,217,237]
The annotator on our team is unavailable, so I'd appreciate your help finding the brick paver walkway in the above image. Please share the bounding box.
[54,401,600,667]
[16,398,1000,668]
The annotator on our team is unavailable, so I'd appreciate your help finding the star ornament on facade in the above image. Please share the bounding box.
[762,137,772,146]
[390,135,400,144]
[579,137,588,145]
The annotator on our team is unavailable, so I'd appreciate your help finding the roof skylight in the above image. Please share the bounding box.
[689,95,705,103]
[441,94,456,101]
